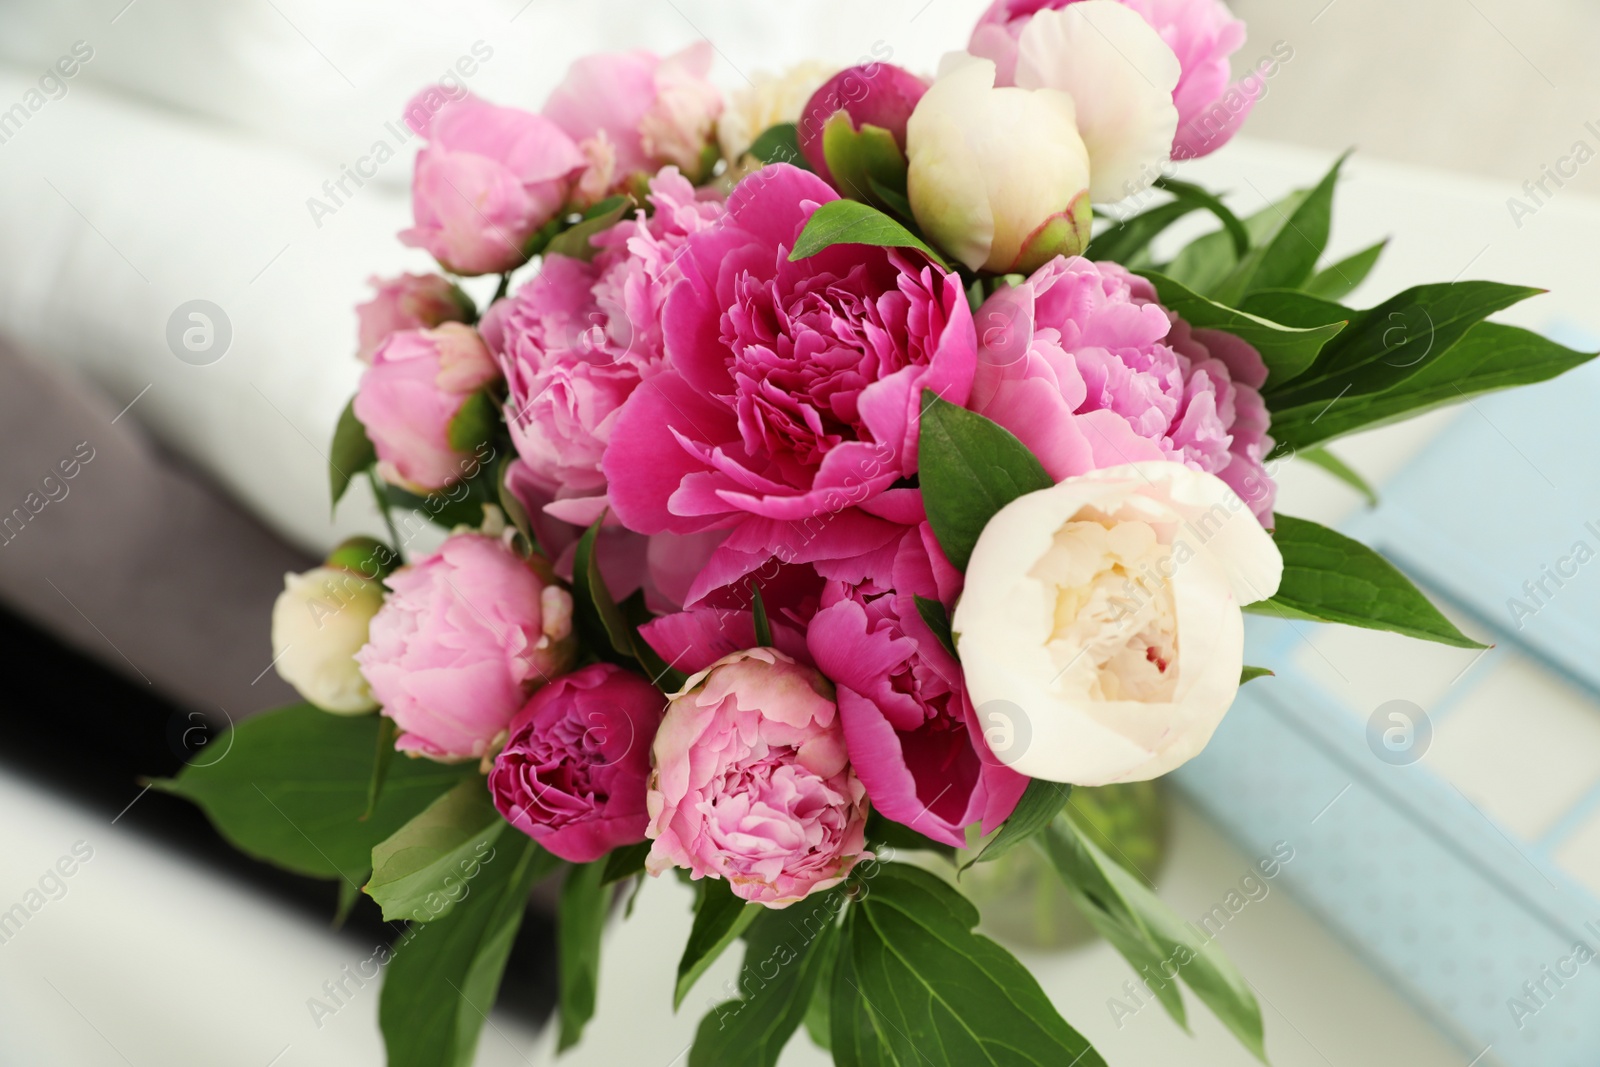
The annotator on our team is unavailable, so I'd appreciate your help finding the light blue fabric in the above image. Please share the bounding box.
[1174,332,1600,1067]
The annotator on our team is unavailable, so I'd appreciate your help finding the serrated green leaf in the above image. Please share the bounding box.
[366,776,506,923]
[379,835,554,1067]
[330,397,377,508]
[558,860,611,1051]
[1299,446,1378,506]
[151,704,473,882]
[1250,514,1486,648]
[789,199,948,268]
[545,196,632,262]
[676,877,760,1009]
[847,864,1107,1066]
[1261,281,1543,409]
[964,778,1071,870]
[690,892,843,1067]
[1138,271,1345,388]
[1304,238,1387,301]
[1270,321,1598,451]
[1212,153,1346,305]
[748,122,806,167]
[918,391,1053,573]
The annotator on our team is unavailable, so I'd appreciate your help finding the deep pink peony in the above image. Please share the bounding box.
[602,163,978,605]
[970,0,1260,159]
[356,533,577,761]
[488,663,664,862]
[544,44,722,205]
[356,273,472,363]
[482,169,726,527]
[400,90,584,275]
[797,63,928,187]
[970,256,1275,522]
[807,518,1027,848]
[354,323,501,494]
[646,648,869,906]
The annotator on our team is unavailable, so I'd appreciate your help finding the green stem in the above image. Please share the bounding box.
[368,468,405,564]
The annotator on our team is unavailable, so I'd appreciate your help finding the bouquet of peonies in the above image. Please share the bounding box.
[159,2,1596,1064]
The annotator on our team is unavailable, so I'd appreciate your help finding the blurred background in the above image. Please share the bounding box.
[0,1,1596,1064]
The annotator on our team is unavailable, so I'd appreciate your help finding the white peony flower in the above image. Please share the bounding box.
[952,462,1282,785]
[717,59,841,160]
[906,55,1091,274]
[1014,0,1181,203]
[271,566,385,714]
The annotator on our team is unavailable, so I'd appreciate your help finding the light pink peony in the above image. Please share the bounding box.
[488,663,664,862]
[354,323,501,494]
[356,533,576,761]
[399,90,584,275]
[544,44,722,204]
[797,63,928,187]
[646,648,870,906]
[970,256,1275,523]
[807,520,1027,848]
[970,0,1260,159]
[602,163,978,605]
[482,169,725,526]
[356,273,472,363]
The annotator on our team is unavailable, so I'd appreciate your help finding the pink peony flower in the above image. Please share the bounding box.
[356,533,576,761]
[797,63,928,187]
[970,256,1275,523]
[482,169,725,526]
[399,90,584,275]
[354,323,501,494]
[602,163,978,605]
[544,44,722,204]
[646,648,870,906]
[970,0,1260,159]
[488,663,664,862]
[807,519,1027,848]
[356,273,473,363]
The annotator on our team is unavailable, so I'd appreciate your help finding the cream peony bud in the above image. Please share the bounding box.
[952,462,1282,786]
[906,56,1091,274]
[717,60,841,161]
[271,567,385,714]
[1014,1,1181,204]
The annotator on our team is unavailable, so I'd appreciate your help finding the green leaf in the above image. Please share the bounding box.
[913,594,957,658]
[495,450,537,554]
[1304,239,1387,301]
[1261,281,1543,409]
[1251,514,1486,648]
[600,841,651,885]
[366,777,506,923]
[558,860,611,1051]
[830,927,896,1067]
[846,863,1107,1066]
[545,195,632,261]
[1087,199,1204,266]
[151,704,473,882]
[917,391,1053,572]
[1162,188,1308,296]
[803,927,840,1052]
[964,778,1071,869]
[572,517,687,690]
[379,835,554,1067]
[676,877,759,1009]
[750,585,773,648]
[691,891,843,1067]
[1137,271,1345,389]
[1155,177,1250,257]
[748,122,806,167]
[1269,321,1597,451]
[865,810,958,857]
[1241,665,1275,684]
[1043,820,1267,1061]
[1299,446,1378,506]
[446,391,498,453]
[820,113,909,213]
[362,714,399,822]
[1211,153,1346,305]
[330,397,376,508]
[789,199,949,269]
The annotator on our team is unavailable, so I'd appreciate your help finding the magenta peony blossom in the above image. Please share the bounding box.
[544,44,722,205]
[797,63,928,187]
[399,90,584,275]
[354,323,501,494]
[356,533,577,761]
[356,273,472,363]
[970,0,1260,159]
[807,519,1027,848]
[482,169,725,527]
[602,163,978,605]
[970,256,1275,523]
[488,663,664,862]
[646,648,869,906]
